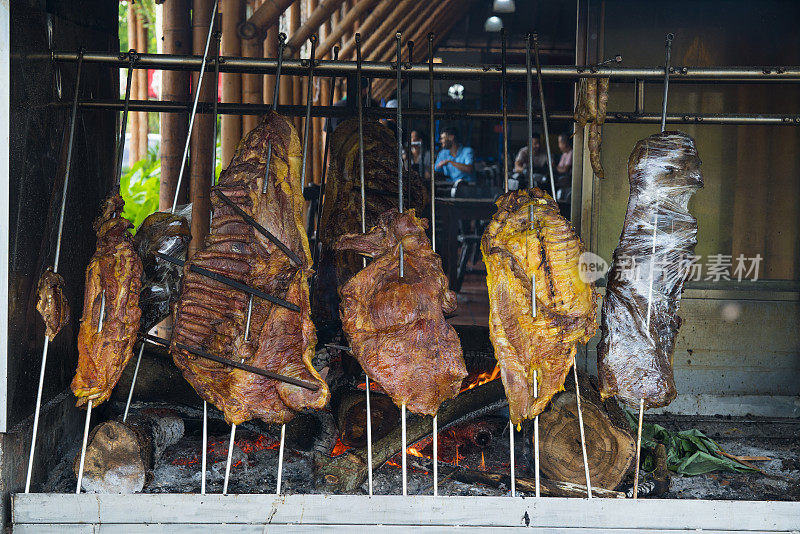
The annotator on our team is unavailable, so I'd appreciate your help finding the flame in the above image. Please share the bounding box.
[460,364,501,392]
[356,381,384,392]
[455,444,459,466]
[406,446,425,458]
[479,451,486,471]
[331,438,352,457]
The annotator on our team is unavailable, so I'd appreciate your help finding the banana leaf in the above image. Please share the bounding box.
[625,411,755,475]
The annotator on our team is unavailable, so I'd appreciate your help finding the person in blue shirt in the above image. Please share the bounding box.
[435,127,475,182]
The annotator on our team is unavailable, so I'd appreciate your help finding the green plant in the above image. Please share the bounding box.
[120,145,161,232]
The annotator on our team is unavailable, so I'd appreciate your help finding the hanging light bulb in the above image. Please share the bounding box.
[484,16,503,32]
[493,0,516,13]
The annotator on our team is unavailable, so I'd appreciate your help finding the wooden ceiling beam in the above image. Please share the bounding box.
[285,0,349,54]
[240,0,296,39]
[316,0,379,59]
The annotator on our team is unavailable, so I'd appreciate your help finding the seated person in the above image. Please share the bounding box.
[435,127,474,182]
[556,132,573,177]
[514,134,549,176]
[405,129,432,180]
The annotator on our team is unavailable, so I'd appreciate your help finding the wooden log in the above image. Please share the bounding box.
[240,0,295,40]
[336,390,399,448]
[73,410,185,494]
[241,34,263,134]
[315,379,507,493]
[285,0,347,56]
[290,1,302,134]
[411,459,625,498]
[366,0,427,62]
[338,0,392,59]
[160,0,191,210]
[221,0,244,169]
[358,0,417,61]
[263,24,278,105]
[530,369,636,491]
[189,0,217,257]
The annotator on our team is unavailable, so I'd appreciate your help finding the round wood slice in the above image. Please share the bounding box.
[73,421,146,494]
[536,391,636,490]
[339,394,399,448]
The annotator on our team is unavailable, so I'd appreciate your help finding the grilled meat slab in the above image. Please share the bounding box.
[481,189,597,424]
[72,194,143,408]
[336,209,466,415]
[314,119,426,325]
[171,112,329,426]
[36,268,70,340]
[598,131,703,410]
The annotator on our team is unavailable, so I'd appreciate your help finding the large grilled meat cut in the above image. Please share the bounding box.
[36,268,70,340]
[72,194,143,408]
[481,189,597,424]
[314,119,426,326]
[597,131,702,409]
[171,112,329,425]
[336,209,466,415]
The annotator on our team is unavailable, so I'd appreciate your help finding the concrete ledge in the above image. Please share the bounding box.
[12,493,800,532]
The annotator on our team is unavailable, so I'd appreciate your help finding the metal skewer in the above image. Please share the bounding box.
[635,33,674,500]
[276,421,286,494]
[122,344,144,423]
[532,34,557,200]
[202,30,221,495]
[262,33,287,195]
[310,45,340,299]
[428,32,439,497]
[355,33,373,497]
[171,0,219,214]
[394,32,409,498]
[25,49,84,494]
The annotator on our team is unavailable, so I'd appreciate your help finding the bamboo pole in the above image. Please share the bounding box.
[189,0,217,257]
[338,0,393,59]
[367,0,429,61]
[285,0,347,56]
[240,0,295,39]
[319,0,379,57]
[264,24,278,104]
[221,0,244,168]
[136,17,149,161]
[128,3,140,164]
[359,0,419,61]
[242,34,263,133]
[160,0,191,210]
[290,1,302,133]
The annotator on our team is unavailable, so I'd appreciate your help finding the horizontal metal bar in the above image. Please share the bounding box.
[143,334,319,391]
[78,99,800,125]
[213,189,303,266]
[43,51,800,82]
[155,252,301,312]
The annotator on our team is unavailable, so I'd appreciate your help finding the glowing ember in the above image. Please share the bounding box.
[479,450,486,471]
[331,437,352,457]
[460,364,501,392]
[171,433,278,466]
[406,446,425,458]
[356,381,385,393]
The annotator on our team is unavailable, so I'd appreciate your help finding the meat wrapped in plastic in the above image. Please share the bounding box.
[133,206,192,332]
[597,131,703,410]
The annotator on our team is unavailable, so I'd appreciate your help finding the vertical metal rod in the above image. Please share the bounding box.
[406,40,414,107]
[201,401,208,494]
[300,35,317,190]
[355,33,373,498]
[122,343,145,422]
[276,423,286,494]
[501,29,509,193]
[171,0,220,214]
[115,53,136,188]
[310,46,340,298]
[573,361,592,498]
[633,398,644,499]
[211,31,222,187]
[401,403,407,496]
[97,291,106,333]
[509,419,515,497]
[26,51,84,493]
[428,32,438,497]
[634,78,645,115]
[396,33,405,278]
[531,34,557,199]
[533,371,540,497]
[243,295,254,341]
[222,423,236,495]
[645,212,658,328]
[262,33,287,195]
[525,35,535,191]
[661,33,674,133]
[75,399,92,493]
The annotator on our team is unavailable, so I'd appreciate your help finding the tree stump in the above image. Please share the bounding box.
[532,371,636,490]
[337,390,399,448]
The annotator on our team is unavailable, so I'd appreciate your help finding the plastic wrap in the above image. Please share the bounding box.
[133,205,192,332]
[597,131,703,410]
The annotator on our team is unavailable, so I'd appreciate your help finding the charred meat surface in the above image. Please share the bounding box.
[314,119,427,326]
[171,112,329,426]
[134,211,192,332]
[72,194,143,408]
[597,131,703,410]
[336,209,466,415]
[36,268,70,340]
[481,189,597,424]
